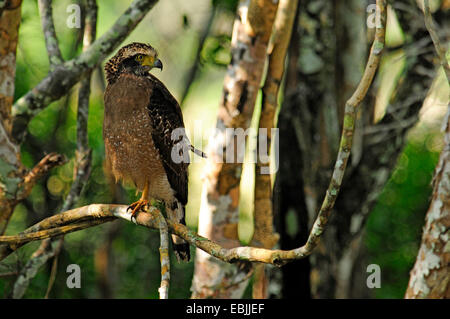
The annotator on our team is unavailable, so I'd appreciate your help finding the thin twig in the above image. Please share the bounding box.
[0,271,18,278]
[44,246,59,298]
[299,0,386,255]
[17,152,66,202]
[0,152,66,236]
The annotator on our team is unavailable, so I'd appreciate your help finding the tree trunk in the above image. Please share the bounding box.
[191,0,277,299]
[0,0,23,235]
[404,103,449,299]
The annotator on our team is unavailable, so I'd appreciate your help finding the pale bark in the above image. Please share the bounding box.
[191,0,278,299]
[404,0,450,298]
[405,109,449,299]
[157,208,170,299]
[252,0,298,299]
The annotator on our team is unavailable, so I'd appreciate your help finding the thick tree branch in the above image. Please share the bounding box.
[0,204,160,262]
[0,202,371,266]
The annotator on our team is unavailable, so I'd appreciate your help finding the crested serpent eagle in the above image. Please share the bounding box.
[103,42,205,262]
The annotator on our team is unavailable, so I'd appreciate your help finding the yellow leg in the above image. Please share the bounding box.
[141,181,149,201]
[128,182,149,219]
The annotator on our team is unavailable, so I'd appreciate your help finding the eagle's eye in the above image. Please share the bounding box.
[135,54,144,62]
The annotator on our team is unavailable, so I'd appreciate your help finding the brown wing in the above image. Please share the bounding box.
[146,74,189,205]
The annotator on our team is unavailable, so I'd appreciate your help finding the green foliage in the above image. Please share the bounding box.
[366,132,441,298]
[212,0,238,12]
[201,35,231,67]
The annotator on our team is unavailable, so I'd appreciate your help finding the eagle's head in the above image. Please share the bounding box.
[104,42,163,84]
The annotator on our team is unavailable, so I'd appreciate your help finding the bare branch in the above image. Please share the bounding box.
[17,152,66,202]
[0,202,336,265]
[0,152,65,235]
[0,205,157,262]
[300,0,386,255]
[157,210,170,299]
[11,237,63,299]
[2,219,112,246]
[38,0,64,68]
[422,0,450,83]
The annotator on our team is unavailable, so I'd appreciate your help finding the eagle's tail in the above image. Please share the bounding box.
[169,203,190,262]
[172,235,190,262]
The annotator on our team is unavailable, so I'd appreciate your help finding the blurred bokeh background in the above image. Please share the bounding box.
[0,0,448,298]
